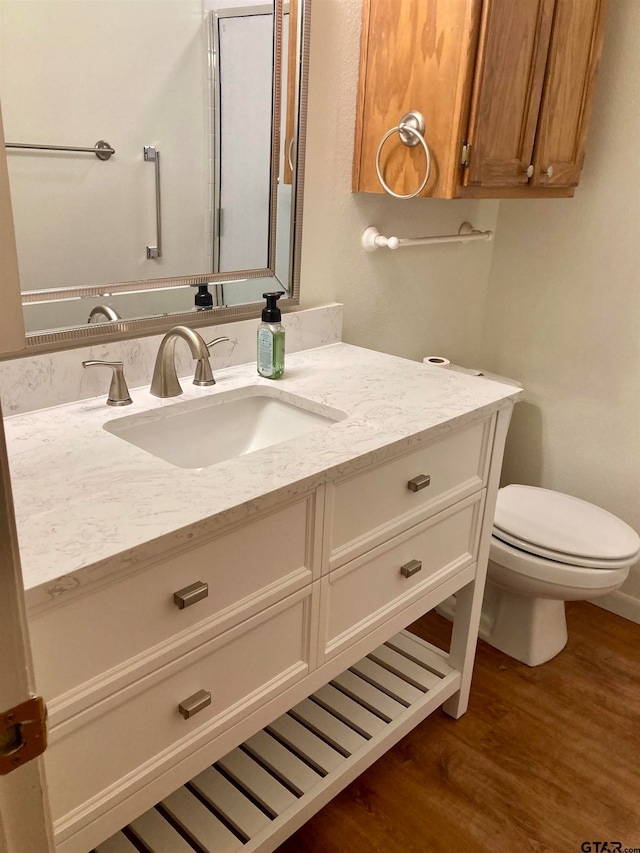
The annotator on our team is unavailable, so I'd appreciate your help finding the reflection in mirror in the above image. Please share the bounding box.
[212,2,294,298]
[0,0,305,344]
[215,6,274,274]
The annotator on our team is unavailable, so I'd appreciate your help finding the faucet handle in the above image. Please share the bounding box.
[193,337,230,387]
[205,336,230,350]
[193,359,214,387]
[83,360,133,406]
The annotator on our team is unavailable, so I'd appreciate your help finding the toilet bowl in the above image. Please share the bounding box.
[479,485,640,666]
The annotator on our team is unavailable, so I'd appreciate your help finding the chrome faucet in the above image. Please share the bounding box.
[87,305,121,323]
[150,326,228,398]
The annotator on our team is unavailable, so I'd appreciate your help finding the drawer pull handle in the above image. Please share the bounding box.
[407,474,431,492]
[400,559,422,578]
[179,690,211,719]
[173,581,209,610]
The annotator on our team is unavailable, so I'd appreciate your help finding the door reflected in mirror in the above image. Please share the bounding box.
[0,0,304,342]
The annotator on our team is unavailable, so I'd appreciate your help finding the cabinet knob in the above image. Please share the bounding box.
[407,474,431,493]
[400,559,422,578]
[526,164,534,178]
[179,689,211,719]
[173,581,209,610]
[544,166,554,178]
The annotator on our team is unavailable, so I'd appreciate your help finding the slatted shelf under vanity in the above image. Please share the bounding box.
[93,630,459,853]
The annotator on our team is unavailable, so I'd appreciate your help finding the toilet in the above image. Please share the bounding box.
[480,485,640,666]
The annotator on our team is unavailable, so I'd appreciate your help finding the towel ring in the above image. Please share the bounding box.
[375,110,432,200]
[288,135,295,172]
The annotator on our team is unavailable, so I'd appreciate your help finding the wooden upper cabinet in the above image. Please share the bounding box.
[464,0,555,188]
[353,0,608,199]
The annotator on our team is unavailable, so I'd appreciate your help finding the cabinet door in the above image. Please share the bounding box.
[464,0,555,187]
[531,0,608,188]
[353,0,480,199]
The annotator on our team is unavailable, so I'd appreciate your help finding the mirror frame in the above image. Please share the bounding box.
[2,0,310,357]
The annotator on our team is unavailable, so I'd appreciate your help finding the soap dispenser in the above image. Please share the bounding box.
[257,292,285,379]
[193,283,213,310]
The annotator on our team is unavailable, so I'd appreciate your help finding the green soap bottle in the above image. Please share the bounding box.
[257,292,285,379]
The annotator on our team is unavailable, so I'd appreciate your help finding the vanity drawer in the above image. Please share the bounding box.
[327,418,492,569]
[321,493,484,660]
[45,588,312,826]
[30,491,321,706]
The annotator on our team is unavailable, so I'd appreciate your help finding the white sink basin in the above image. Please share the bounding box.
[104,386,347,469]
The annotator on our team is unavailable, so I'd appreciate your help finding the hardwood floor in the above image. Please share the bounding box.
[276,602,640,853]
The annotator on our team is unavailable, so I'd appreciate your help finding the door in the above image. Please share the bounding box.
[0,104,25,355]
[464,0,556,187]
[0,105,53,853]
[531,0,608,187]
[0,410,54,853]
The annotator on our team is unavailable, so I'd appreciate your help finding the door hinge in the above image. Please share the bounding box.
[461,142,471,167]
[0,696,48,775]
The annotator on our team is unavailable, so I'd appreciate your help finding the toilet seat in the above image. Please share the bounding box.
[489,535,631,589]
[492,531,636,570]
[493,485,640,567]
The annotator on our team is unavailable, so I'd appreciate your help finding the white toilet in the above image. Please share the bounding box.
[480,485,640,666]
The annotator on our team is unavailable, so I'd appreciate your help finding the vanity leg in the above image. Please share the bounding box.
[443,579,482,718]
[443,404,514,719]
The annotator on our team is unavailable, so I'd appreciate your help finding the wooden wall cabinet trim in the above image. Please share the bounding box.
[353,0,608,199]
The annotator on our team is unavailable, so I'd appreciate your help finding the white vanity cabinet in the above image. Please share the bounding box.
[5,344,521,852]
[25,405,512,853]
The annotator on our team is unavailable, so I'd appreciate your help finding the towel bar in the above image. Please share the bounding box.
[362,221,493,252]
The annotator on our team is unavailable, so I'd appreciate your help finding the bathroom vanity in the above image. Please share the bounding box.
[4,344,520,852]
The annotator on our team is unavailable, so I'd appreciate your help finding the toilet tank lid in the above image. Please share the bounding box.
[494,485,640,562]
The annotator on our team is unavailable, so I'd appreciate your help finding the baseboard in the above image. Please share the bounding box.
[592,591,640,626]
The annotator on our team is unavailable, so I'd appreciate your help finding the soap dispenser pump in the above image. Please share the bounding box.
[193,283,213,310]
[257,292,285,379]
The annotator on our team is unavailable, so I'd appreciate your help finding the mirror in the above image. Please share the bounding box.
[0,0,307,351]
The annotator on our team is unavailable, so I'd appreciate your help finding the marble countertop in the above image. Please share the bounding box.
[4,343,522,608]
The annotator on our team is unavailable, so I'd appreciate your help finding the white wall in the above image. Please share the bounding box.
[299,0,499,367]
[478,0,640,615]
[0,0,210,325]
